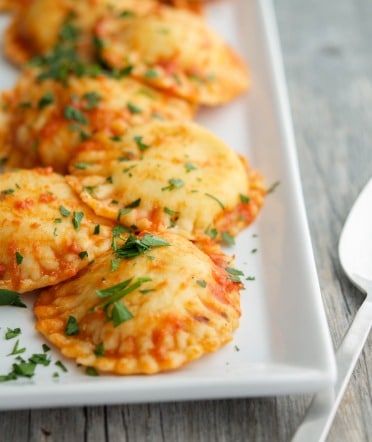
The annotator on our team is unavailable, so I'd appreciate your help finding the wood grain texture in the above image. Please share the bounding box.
[0,0,371,440]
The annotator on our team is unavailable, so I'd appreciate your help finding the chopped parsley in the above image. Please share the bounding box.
[184,162,197,173]
[59,205,71,217]
[226,267,245,283]
[239,194,250,204]
[86,366,99,376]
[221,231,235,246]
[125,198,141,209]
[134,135,150,152]
[73,162,90,170]
[55,360,68,372]
[38,92,54,109]
[72,211,84,230]
[161,178,184,191]
[204,193,225,210]
[0,289,27,308]
[64,105,88,124]
[204,225,218,240]
[79,251,88,260]
[5,327,21,340]
[94,342,105,357]
[267,181,280,194]
[144,69,158,79]
[15,251,23,265]
[115,234,170,259]
[196,280,207,288]
[8,339,26,356]
[95,277,152,327]
[82,91,102,110]
[127,102,142,114]
[65,316,79,336]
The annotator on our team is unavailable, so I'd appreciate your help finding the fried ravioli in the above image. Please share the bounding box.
[0,69,195,173]
[34,231,241,374]
[94,5,249,105]
[3,0,159,65]
[67,121,265,241]
[0,168,113,293]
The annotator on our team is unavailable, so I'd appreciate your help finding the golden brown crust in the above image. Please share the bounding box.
[94,5,249,105]
[0,168,113,292]
[0,69,195,173]
[3,0,160,65]
[34,231,241,374]
[67,121,265,241]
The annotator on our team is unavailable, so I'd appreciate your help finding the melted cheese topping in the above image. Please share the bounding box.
[0,69,195,173]
[34,231,241,374]
[67,121,265,240]
[0,168,113,292]
[95,5,249,105]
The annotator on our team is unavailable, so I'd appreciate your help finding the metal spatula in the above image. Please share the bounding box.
[292,178,372,442]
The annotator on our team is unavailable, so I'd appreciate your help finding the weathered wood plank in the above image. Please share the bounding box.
[274,0,372,439]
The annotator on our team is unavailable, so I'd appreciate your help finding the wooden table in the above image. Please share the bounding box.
[1,0,371,440]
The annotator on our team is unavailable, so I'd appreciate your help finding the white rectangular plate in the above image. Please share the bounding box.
[0,0,336,410]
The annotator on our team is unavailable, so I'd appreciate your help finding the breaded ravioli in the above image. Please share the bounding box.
[94,5,249,105]
[0,69,195,173]
[67,121,265,241]
[0,168,113,293]
[4,0,158,65]
[34,231,241,374]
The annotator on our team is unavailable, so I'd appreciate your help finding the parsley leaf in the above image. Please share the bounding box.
[115,234,170,259]
[65,316,79,336]
[0,289,27,308]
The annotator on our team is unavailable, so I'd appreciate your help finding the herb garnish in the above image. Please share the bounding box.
[72,211,84,230]
[145,69,158,79]
[239,194,250,204]
[161,178,184,191]
[267,181,280,194]
[59,205,71,217]
[5,327,21,340]
[115,234,170,259]
[86,366,99,376]
[65,315,79,336]
[95,277,152,327]
[0,289,27,308]
[38,92,54,109]
[221,231,235,246]
[127,102,142,114]
[15,251,23,265]
[64,105,88,124]
[204,193,225,210]
[94,342,105,357]
[134,135,149,152]
[226,267,245,283]
[82,91,102,110]
[55,360,68,372]
[184,162,197,173]
[8,339,26,356]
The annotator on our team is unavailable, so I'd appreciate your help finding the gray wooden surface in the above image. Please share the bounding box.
[1,0,371,440]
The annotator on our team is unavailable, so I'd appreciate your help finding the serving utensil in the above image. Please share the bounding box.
[292,178,372,442]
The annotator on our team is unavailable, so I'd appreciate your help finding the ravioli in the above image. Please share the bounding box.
[94,5,249,105]
[159,0,203,13]
[34,231,241,374]
[0,69,195,173]
[67,121,265,241]
[0,168,113,293]
[3,0,159,65]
